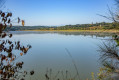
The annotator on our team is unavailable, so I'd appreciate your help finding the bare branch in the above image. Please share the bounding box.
[0,0,7,8]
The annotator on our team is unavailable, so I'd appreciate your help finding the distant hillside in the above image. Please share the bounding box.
[5,26,50,31]
[5,22,119,31]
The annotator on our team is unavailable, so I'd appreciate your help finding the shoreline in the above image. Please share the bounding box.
[22,29,119,33]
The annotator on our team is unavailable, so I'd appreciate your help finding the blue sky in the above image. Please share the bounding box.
[3,0,115,26]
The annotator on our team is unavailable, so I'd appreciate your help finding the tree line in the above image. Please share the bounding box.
[6,22,119,31]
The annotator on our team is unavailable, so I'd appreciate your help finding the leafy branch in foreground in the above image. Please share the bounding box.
[0,3,34,79]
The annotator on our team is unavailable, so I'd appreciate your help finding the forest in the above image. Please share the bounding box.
[6,22,119,31]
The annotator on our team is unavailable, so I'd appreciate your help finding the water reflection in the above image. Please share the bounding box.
[9,31,105,80]
[5,31,116,80]
[10,31,114,38]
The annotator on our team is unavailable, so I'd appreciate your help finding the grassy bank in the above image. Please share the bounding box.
[23,29,119,33]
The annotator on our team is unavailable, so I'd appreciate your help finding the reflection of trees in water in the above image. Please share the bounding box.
[11,31,114,38]
[56,32,113,38]
[0,6,34,80]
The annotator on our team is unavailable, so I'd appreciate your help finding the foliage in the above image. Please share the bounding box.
[6,22,119,31]
[0,7,34,80]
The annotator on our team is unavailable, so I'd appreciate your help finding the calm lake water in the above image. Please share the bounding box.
[7,31,114,80]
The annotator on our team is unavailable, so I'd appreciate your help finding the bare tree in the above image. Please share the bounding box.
[0,0,7,8]
[98,40,119,80]
[97,0,119,29]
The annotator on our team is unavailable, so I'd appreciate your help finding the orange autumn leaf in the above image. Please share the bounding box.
[24,48,28,53]
[22,20,25,26]
[10,59,12,63]
[5,58,8,61]
[20,53,23,56]
[0,70,3,74]
[12,57,15,60]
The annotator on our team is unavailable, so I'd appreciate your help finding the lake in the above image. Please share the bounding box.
[6,31,114,80]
